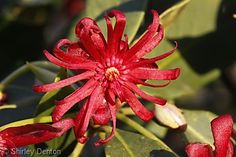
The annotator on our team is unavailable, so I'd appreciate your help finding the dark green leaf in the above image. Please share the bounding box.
[68,0,148,43]
[27,62,58,84]
[34,69,74,117]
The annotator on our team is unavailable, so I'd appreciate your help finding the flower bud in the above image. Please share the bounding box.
[0,92,7,106]
[155,102,186,129]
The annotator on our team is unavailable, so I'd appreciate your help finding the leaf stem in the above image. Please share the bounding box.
[0,61,58,91]
[101,126,135,157]
[0,116,52,131]
[70,133,87,157]
[0,104,17,110]
[116,112,168,147]
[119,107,135,115]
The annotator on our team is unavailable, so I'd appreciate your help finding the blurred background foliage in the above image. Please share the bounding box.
[0,0,236,156]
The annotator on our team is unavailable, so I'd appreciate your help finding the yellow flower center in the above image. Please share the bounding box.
[105,67,120,81]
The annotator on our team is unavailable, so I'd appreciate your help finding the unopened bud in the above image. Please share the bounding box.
[155,102,186,130]
[0,92,7,106]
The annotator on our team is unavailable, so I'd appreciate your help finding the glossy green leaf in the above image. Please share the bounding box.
[140,39,220,99]
[0,61,58,91]
[182,109,217,147]
[145,120,168,139]
[105,129,179,157]
[160,0,190,27]
[27,62,57,84]
[165,0,222,38]
[68,0,148,43]
[5,85,40,108]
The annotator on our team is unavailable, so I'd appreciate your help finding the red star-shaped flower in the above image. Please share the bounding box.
[0,119,73,157]
[33,9,180,145]
[185,114,236,157]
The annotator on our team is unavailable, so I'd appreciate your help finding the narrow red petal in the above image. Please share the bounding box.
[74,86,104,143]
[51,118,75,136]
[52,79,97,122]
[130,67,180,80]
[107,9,126,56]
[126,42,177,69]
[73,100,89,143]
[211,114,234,157]
[134,25,164,59]
[0,119,74,147]
[55,39,73,49]
[120,35,129,52]
[0,124,59,137]
[55,78,97,105]
[77,86,104,135]
[75,18,106,61]
[185,143,214,157]
[54,39,90,60]
[122,87,154,122]
[33,71,95,92]
[124,10,159,62]
[126,75,170,88]
[124,81,166,105]
[95,102,117,146]
[53,46,90,64]
[92,105,111,125]
[104,16,113,50]
[226,142,234,157]
[44,50,96,70]
[95,90,116,146]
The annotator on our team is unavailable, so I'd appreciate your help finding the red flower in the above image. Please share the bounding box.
[185,114,236,157]
[0,119,74,157]
[33,9,180,145]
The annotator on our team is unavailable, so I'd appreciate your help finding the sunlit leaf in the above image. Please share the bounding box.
[165,0,222,38]
[182,109,217,147]
[105,129,179,157]
[160,0,190,27]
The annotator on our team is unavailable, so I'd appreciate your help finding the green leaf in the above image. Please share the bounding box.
[5,85,40,108]
[145,120,168,139]
[68,0,148,43]
[160,0,190,27]
[27,62,58,84]
[182,109,217,147]
[165,0,222,38]
[28,129,76,157]
[34,69,74,117]
[140,39,220,99]
[105,129,179,157]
